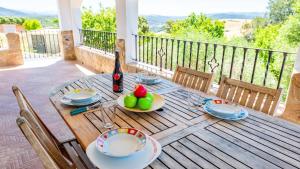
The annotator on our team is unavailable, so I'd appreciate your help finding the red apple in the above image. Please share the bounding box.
[134,84,147,98]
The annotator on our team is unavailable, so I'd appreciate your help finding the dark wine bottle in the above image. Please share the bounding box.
[112,50,123,93]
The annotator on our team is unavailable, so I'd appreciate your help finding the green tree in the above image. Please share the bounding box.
[254,24,280,49]
[138,17,150,34]
[164,13,225,38]
[22,19,42,30]
[82,6,116,32]
[268,0,295,23]
[81,5,150,34]
[0,16,26,25]
[279,15,300,46]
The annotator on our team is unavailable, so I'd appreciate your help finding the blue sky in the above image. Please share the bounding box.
[0,0,269,16]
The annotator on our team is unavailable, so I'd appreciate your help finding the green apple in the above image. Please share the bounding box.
[145,92,154,102]
[137,97,152,110]
[124,93,137,108]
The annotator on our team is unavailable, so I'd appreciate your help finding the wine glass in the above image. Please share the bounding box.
[99,100,117,129]
[178,88,205,112]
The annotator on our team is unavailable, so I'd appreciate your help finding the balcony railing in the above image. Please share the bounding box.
[133,34,296,94]
[79,29,116,55]
[20,29,61,58]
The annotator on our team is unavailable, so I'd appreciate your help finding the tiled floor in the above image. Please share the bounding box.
[0,58,95,169]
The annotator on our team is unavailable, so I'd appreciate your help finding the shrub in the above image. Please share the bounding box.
[22,19,42,30]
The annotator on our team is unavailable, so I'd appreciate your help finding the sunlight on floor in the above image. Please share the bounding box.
[75,64,96,75]
[0,57,63,72]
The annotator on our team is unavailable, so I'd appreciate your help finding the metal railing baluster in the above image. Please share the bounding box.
[251,49,260,84]
[165,39,169,69]
[203,43,208,72]
[146,36,149,64]
[229,46,236,78]
[277,53,287,89]
[240,48,248,80]
[263,51,273,86]
[188,41,193,68]
[196,42,200,70]
[219,45,226,83]
[155,37,158,66]
[176,40,180,66]
[182,41,186,67]
[170,39,174,70]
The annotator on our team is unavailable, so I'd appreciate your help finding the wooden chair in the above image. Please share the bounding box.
[172,66,214,93]
[217,76,282,115]
[17,117,64,169]
[12,86,95,169]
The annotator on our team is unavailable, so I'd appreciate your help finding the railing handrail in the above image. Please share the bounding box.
[133,34,296,55]
[79,29,116,34]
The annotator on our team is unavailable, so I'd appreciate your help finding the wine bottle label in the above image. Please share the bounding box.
[113,73,120,80]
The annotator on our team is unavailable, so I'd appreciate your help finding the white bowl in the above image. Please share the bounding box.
[64,88,97,103]
[96,128,147,157]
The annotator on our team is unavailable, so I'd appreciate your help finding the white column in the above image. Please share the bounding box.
[116,0,138,63]
[56,0,82,45]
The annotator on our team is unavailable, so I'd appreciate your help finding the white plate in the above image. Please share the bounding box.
[60,94,101,106]
[136,78,162,85]
[96,128,147,157]
[206,101,241,116]
[86,136,162,169]
[64,88,97,102]
[204,105,248,121]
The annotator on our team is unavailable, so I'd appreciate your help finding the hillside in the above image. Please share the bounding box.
[0,7,30,17]
[143,12,264,32]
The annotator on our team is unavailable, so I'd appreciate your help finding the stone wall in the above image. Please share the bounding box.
[0,33,23,67]
[74,44,173,80]
[75,46,116,73]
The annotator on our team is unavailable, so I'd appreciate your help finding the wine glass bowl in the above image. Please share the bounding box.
[99,100,117,129]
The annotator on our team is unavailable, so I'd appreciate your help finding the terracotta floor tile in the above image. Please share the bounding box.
[0,58,95,169]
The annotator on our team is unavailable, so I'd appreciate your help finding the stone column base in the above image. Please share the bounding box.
[0,33,23,67]
[59,30,76,60]
[282,73,300,124]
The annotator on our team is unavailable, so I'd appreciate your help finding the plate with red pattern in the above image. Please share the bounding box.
[96,128,147,157]
[87,133,161,169]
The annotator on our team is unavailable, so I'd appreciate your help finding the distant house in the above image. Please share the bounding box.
[0,24,24,33]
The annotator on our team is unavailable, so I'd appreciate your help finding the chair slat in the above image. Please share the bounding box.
[246,91,258,108]
[221,84,230,99]
[240,89,250,106]
[227,85,237,101]
[233,87,243,103]
[13,86,94,169]
[191,76,199,88]
[254,93,266,111]
[17,117,60,169]
[262,95,273,114]
[172,66,214,93]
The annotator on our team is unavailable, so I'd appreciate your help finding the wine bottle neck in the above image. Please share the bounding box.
[114,51,121,70]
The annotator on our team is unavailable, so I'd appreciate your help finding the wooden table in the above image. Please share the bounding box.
[50,74,300,169]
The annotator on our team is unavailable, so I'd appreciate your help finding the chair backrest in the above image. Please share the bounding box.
[12,86,57,145]
[217,76,282,115]
[172,66,214,93]
[17,117,60,169]
[12,86,73,169]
